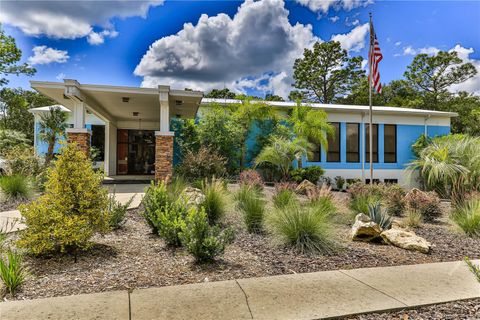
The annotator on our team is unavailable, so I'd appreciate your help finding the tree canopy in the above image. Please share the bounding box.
[292,41,365,103]
[0,26,35,86]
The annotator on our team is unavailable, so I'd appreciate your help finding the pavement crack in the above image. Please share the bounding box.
[235,279,254,319]
[128,289,133,320]
[338,270,409,307]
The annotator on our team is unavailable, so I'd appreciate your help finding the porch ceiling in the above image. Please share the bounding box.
[30,81,203,123]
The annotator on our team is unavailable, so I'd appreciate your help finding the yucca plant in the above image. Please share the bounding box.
[268,203,337,254]
[201,177,227,224]
[0,175,30,200]
[234,184,265,233]
[464,257,480,282]
[0,250,28,295]
[451,198,480,237]
[367,202,393,230]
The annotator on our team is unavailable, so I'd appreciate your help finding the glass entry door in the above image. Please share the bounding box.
[117,130,155,175]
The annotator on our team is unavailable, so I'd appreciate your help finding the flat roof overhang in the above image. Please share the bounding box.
[30,80,204,124]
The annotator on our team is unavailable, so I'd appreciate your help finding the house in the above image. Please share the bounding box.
[30,79,456,186]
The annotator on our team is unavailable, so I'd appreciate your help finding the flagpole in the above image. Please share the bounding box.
[368,13,374,184]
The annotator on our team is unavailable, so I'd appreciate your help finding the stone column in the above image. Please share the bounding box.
[155,131,174,181]
[67,128,91,157]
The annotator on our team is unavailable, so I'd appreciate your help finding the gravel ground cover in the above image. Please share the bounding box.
[345,299,480,319]
[6,187,479,302]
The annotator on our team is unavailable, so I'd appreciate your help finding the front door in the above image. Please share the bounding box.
[117,130,155,175]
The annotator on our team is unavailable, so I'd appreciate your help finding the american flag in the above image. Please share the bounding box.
[369,19,383,94]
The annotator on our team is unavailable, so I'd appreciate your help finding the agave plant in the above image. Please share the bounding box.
[367,202,393,230]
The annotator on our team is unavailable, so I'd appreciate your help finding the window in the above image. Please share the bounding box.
[91,125,105,161]
[327,122,340,162]
[384,179,398,184]
[384,124,397,163]
[365,123,378,163]
[346,123,360,162]
[308,140,321,162]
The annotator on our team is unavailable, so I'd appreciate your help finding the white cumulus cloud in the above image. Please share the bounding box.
[402,45,440,56]
[295,0,373,13]
[329,16,340,23]
[448,45,480,95]
[134,0,319,98]
[330,23,369,52]
[28,46,69,65]
[0,0,163,43]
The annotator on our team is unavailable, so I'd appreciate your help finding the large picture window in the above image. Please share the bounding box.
[327,122,340,162]
[384,124,397,163]
[365,123,378,163]
[346,123,360,162]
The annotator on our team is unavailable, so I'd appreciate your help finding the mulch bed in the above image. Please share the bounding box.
[0,198,29,212]
[344,298,480,319]
[4,189,480,303]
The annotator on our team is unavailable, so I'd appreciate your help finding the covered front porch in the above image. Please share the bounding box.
[31,79,203,180]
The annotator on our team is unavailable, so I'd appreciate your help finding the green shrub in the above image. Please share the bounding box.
[2,147,42,177]
[0,175,30,200]
[451,198,480,237]
[201,178,227,224]
[142,181,171,234]
[180,207,234,262]
[367,202,393,230]
[0,250,28,295]
[108,192,133,230]
[234,184,265,233]
[268,204,337,254]
[156,200,189,246]
[465,257,480,282]
[384,184,406,216]
[334,176,345,190]
[273,189,297,209]
[176,146,227,181]
[290,166,324,184]
[17,144,109,256]
[0,130,30,156]
[405,188,442,222]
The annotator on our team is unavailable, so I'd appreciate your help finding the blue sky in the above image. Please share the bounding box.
[2,0,479,98]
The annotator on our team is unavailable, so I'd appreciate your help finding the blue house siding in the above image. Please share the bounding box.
[35,123,90,156]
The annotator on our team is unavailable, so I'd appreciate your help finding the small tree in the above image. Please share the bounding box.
[39,106,68,163]
[17,144,109,258]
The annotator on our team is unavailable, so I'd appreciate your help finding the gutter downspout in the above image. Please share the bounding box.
[424,115,431,136]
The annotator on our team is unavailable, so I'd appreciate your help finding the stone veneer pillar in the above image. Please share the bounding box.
[155,131,174,181]
[66,129,91,157]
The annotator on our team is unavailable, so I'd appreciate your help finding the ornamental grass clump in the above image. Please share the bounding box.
[273,188,297,209]
[17,144,109,257]
[0,250,28,296]
[0,175,30,200]
[234,184,265,233]
[451,197,480,237]
[465,257,480,282]
[180,206,234,262]
[201,177,227,224]
[268,203,337,254]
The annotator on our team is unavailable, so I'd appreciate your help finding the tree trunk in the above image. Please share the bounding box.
[46,138,55,164]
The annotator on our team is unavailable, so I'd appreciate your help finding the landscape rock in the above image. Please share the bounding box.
[295,180,316,195]
[351,213,382,242]
[381,228,431,254]
[183,187,205,206]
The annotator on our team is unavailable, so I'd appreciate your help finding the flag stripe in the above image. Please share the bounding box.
[369,21,383,94]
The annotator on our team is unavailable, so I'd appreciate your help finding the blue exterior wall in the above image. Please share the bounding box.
[303,124,450,170]
[35,123,90,156]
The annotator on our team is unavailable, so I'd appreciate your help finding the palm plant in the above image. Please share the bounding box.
[39,106,68,163]
[254,137,313,180]
[408,135,480,202]
[289,105,334,166]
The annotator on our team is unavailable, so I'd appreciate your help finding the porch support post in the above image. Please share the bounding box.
[155,86,174,181]
[104,121,117,176]
[66,101,91,157]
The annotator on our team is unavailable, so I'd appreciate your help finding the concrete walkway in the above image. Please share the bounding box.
[1,260,479,320]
